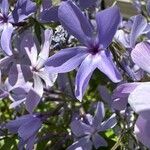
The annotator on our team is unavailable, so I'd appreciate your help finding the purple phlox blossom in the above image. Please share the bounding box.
[6,114,42,150]
[0,0,36,56]
[114,15,149,81]
[68,102,117,150]
[115,14,149,49]
[45,1,122,101]
[14,29,57,113]
[39,0,59,23]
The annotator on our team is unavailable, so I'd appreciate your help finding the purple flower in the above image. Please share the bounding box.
[10,29,57,113]
[68,102,116,150]
[45,1,122,101]
[6,114,42,150]
[0,0,36,56]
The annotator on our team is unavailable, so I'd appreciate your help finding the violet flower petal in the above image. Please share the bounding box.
[75,54,98,101]
[40,6,58,23]
[97,50,122,83]
[130,15,147,48]
[21,31,38,67]
[92,133,107,149]
[92,102,105,128]
[96,6,121,48]
[45,47,88,73]
[1,0,9,16]
[71,120,92,137]
[58,1,93,44]
[6,115,34,133]
[131,42,150,74]
[128,82,150,120]
[36,29,53,69]
[1,24,13,56]
[100,114,117,131]
[26,75,43,113]
[134,116,150,148]
[18,117,42,141]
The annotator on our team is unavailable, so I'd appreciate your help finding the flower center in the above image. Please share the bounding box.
[87,38,103,55]
[0,14,8,23]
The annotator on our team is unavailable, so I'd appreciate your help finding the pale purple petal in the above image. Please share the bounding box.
[100,114,117,131]
[26,134,37,150]
[97,50,122,83]
[128,82,150,120]
[26,75,43,113]
[27,74,42,108]
[1,24,13,56]
[92,133,107,149]
[92,102,105,128]
[58,1,93,44]
[39,6,58,23]
[8,64,26,86]
[0,56,13,69]
[134,116,150,148]
[96,6,121,48]
[1,0,9,16]
[67,136,92,150]
[6,115,34,133]
[130,15,147,48]
[36,29,53,69]
[131,42,150,73]
[18,117,42,141]
[75,54,98,101]
[38,70,57,87]
[20,31,38,66]
[45,47,88,73]
[25,89,41,113]
[71,120,92,137]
